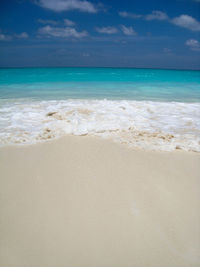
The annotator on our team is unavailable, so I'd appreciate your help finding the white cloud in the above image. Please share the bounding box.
[145,11,168,21]
[171,15,200,31]
[185,39,200,51]
[118,10,200,33]
[119,11,142,19]
[37,0,97,13]
[16,32,29,39]
[0,33,11,41]
[119,10,168,21]
[64,19,75,26]
[96,26,118,34]
[82,53,90,57]
[38,25,88,38]
[38,19,58,25]
[121,25,137,35]
[38,18,75,26]
[0,31,28,41]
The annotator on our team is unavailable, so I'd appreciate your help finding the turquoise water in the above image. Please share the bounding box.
[0,67,200,150]
[0,67,200,102]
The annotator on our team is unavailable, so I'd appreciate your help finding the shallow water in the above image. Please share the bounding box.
[0,67,200,151]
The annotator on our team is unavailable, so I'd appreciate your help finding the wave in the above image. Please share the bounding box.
[0,99,200,151]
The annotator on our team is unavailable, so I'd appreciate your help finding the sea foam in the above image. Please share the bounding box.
[0,99,200,151]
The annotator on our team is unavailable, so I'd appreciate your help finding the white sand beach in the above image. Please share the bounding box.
[0,136,200,267]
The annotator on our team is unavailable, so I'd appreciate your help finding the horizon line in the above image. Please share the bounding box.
[0,66,200,71]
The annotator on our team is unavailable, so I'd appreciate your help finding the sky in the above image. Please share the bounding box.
[0,0,200,69]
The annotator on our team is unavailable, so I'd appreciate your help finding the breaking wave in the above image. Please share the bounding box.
[0,99,200,151]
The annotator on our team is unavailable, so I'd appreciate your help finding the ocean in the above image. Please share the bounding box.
[0,67,200,151]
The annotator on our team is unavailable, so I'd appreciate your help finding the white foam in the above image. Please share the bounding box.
[0,99,200,151]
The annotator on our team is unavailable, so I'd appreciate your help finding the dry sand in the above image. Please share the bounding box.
[0,136,200,267]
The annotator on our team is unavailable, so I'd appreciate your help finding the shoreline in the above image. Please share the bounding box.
[1,133,200,153]
[1,135,200,266]
[1,99,200,152]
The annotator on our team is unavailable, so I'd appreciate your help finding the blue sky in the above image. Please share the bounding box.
[0,0,200,69]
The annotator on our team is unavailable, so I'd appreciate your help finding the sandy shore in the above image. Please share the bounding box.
[0,136,200,267]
